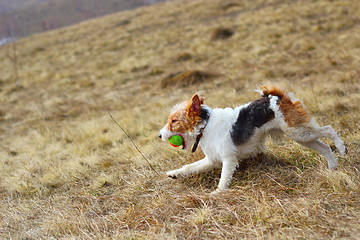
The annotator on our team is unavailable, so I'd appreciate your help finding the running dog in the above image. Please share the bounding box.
[159,86,347,193]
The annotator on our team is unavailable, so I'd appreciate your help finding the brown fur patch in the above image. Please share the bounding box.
[279,98,311,127]
[260,85,286,99]
[167,94,203,133]
[261,85,311,127]
[167,107,194,133]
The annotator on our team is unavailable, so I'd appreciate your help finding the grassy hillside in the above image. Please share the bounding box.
[0,0,359,239]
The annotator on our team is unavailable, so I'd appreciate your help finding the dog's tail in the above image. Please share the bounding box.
[257,85,312,127]
[257,85,286,99]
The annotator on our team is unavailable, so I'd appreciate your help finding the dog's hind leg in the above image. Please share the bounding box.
[298,139,338,169]
[287,122,346,169]
[166,156,219,179]
[318,125,347,155]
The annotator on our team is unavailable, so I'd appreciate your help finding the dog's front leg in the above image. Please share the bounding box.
[166,156,217,179]
[212,159,238,193]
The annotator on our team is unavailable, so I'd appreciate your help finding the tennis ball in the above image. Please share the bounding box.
[168,135,183,147]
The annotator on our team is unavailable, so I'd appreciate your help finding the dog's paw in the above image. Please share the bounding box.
[336,141,347,155]
[210,188,228,195]
[166,169,181,179]
[328,161,338,170]
[340,145,348,155]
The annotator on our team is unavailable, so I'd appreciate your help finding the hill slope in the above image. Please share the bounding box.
[0,0,359,239]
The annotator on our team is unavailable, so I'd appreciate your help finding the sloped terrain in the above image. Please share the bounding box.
[0,0,359,239]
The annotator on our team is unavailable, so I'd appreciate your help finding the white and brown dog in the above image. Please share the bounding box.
[159,86,346,193]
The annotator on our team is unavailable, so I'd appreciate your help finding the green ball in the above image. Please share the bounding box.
[168,135,183,147]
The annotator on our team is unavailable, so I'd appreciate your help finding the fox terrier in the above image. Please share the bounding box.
[159,86,347,193]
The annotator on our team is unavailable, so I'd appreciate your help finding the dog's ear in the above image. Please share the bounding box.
[188,94,202,115]
[198,95,205,105]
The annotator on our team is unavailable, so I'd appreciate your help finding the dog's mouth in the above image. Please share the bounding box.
[181,135,186,149]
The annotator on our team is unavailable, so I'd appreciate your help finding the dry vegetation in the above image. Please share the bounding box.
[0,0,359,239]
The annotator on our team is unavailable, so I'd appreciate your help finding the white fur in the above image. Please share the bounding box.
[160,92,346,193]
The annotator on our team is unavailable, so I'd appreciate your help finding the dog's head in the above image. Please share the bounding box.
[159,94,205,150]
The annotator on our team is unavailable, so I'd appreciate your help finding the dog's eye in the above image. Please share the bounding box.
[171,119,178,123]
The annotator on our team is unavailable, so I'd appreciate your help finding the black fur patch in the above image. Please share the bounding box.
[200,107,210,122]
[230,97,275,145]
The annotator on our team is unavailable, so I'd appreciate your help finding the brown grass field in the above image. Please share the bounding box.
[0,0,359,239]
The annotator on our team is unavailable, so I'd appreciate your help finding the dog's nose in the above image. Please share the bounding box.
[158,134,162,139]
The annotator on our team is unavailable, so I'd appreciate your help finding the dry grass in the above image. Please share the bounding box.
[210,27,234,41]
[161,70,219,88]
[0,0,359,239]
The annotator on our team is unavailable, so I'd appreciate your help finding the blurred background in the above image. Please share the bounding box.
[0,0,168,43]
